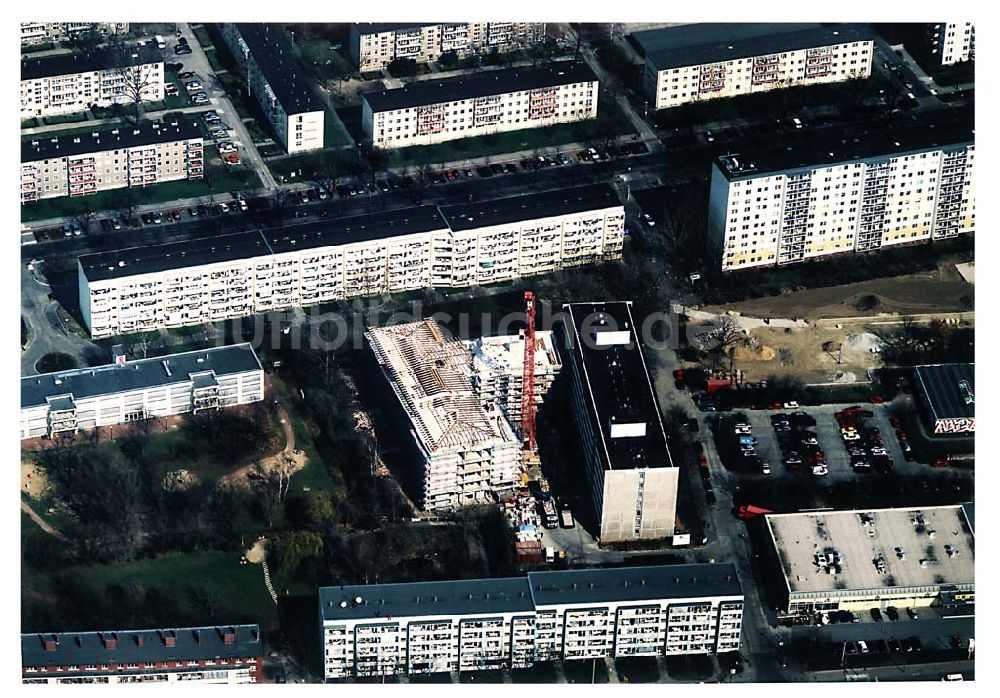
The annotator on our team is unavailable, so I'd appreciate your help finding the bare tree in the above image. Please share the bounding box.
[108,39,159,124]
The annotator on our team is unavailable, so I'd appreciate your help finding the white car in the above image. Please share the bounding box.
[734,425,752,435]
[218,142,237,153]
[761,462,771,475]
[218,202,230,213]
[812,464,829,476]
[185,81,203,90]
[782,401,800,409]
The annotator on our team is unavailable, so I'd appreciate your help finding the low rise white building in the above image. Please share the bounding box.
[22,625,262,684]
[20,22,128,47]
[78,184,624,339]
[928,22,975,66]
[707,112,975,271]
[560,302,679,543]
[319,563,743,678]
[217,23,324,153]
[21,47,164,119]
[349,22,546,72]
[20,343,263,440]
[634,23,873,111]
[21,120,203,203]
[362,62,598,149]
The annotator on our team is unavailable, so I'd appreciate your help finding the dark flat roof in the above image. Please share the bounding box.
[320,564,742,622]
[22,120,201,163]
[232,23,324,114]
[716,110,975,180]
[352,23,437,35]
[265,206,447,253]
[529,563,742,606]
[79,231,271,283]
[633,23,873,71]
[22,344,262,409]
[22,625,261,669]
[914,363,975,422]
[22,45,161,80]
[440,184,620,232]
[563,302,674,471]
[361,61,597,112]
[320,577,535,622]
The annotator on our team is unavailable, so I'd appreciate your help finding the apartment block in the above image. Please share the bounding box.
[21,120,203,203]
[366,319,521,510]
[20,343,264,440]
[634,23,873,111]
[707,114,975,271]
[78,184,624,339]
[467,331,561,433]
[20,22,128,47]
[319,564,743,678]
[21,47,164,119]
[217,23,324,153]
[22,625,262,684]
[362,62,598,149]
[349,22,546,72]
[928,22,975,66]
[559,302,679,543]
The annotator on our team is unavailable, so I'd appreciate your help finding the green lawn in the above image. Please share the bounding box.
[382,92,635,167]
[42,111,89,125]
[266,148,360,184]
[69,551,278,627]
[21,145,261,222]
[21,118,38,129]
[192,25,214,49]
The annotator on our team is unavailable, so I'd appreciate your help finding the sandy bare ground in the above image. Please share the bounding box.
[218,406,308,489]
[730,325,885,384]
[706,265,973,322]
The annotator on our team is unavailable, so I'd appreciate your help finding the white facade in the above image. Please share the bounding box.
[79,189,625,339]
[319,566,743,679]
[21,124,203,203]
[23,664,258,685]
[708,141,976,271]
[20,22,128,47]
[350,22,546,72]
[931,23,975,66]
[21,57,164,119]
[644,37,873,110]
[363,67,598,149]
[20,344,264,440]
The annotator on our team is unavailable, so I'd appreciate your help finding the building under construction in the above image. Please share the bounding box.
[365,319,521,511]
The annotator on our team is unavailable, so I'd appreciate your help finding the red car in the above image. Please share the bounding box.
[895,429,907,440]
[767,402,783,410]
[870,395,885,404]
[890,416,902,429]
[699,454,709,469]
[673,369,685,381]
[931,458,950,468]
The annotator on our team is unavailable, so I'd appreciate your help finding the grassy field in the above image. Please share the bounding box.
[21,146,261,222]
[382,92,636,167]
[68,551,278,627]
[266,147,360,183]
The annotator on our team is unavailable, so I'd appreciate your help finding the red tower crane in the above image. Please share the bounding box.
[521,290,537,453]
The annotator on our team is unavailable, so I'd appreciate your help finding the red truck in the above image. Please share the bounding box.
[735,504,774,520]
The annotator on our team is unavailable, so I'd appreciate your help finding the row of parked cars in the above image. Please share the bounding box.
[836,406,893,474]
[733,420,770,475]
[771,411,827,476]
[845,636,923,657]
[694,442,717,505]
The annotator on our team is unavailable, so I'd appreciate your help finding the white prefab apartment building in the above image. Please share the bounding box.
[634,23,874,111]
[560,302,679,543]
[319,564,743,679]
[78,184,624,339]
[21,47,164,119]
[22,625,263,684]
[349,22,546,72]
[366,319,521,510]
[21,120,203,203]
[217,23,324,153]
[20,343,263,440]
[362,62,598,149]
[928,23,975,66]
[20,22,128,47]
[707,114,975,271]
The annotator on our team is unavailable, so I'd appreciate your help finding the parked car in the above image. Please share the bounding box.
[886,606,899,621]
[870,608,883,622]
[906,607,919,620]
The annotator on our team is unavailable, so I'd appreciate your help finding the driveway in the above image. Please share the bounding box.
[21,261,100,376]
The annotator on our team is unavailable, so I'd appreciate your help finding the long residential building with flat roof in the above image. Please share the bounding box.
[21,120,203,203]
[763,505,975,616]
[21,46,164,119]
[217,23,324,153]
[362,62,598,149]
[349,22,546,72]
[21,343,263,440]
[707,113,975,271]
[559,302,678,543]
[319,563,743,678]
[78,184,624,339]
[20,22,128,47]
[365,319,521,510]
[22,625,263,684]
[634,23,874,111]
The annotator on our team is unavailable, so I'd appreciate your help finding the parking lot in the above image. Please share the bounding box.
[741,403,933,484]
